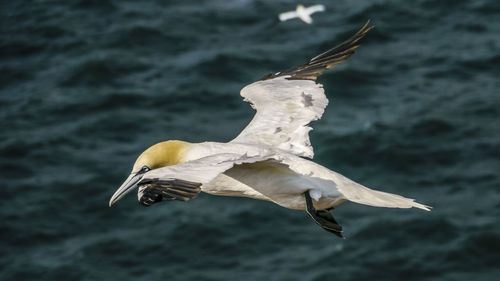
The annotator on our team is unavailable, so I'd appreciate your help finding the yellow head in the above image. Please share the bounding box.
[132,140,188,172]
[109,140,190,206]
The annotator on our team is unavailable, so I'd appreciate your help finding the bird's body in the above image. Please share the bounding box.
[109,21,430,237]
[144,141,341,210]
[136,140,429,212]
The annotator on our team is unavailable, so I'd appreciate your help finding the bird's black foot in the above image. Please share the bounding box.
[304,191,343,238]
[138,178,202,206]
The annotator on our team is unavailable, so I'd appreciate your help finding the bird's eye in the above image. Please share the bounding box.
[141,166,150,173]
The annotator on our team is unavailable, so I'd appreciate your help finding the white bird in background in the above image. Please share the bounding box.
[279,4,325,24]
[109,21,430,237]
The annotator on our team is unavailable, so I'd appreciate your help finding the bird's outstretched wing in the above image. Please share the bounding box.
[231,21,373,158]
[279,11,299,22]
[304,4,325,15]
[137,153,274,205]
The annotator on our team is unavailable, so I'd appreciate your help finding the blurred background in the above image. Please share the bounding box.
[1,0,499,280]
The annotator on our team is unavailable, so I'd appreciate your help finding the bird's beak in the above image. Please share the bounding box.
[109,173,143,207]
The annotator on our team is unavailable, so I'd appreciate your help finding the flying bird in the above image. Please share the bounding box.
[279,4,325,24]
[109,21,430,237]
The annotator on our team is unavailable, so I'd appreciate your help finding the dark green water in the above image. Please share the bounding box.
[2,0,500,280]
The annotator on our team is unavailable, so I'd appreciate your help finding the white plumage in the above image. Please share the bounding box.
[109,21,430,237]
[233,77,327,158]
[279,4,325,24]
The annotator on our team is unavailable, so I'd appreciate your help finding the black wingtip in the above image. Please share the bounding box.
[304,191,345,238]
[264,20,373,81]
[138,178,202,206]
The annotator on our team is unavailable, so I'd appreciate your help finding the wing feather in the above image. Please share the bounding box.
[265,20,373,81]
[232,77,327,158]
[304,4,325,14]
[232,21,373,158]
[279,11,299,21]
[138,153,276,202]
[142,153,273,183]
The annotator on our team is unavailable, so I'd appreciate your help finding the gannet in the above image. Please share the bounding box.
[109,21,430,237]
[279,4,325,24]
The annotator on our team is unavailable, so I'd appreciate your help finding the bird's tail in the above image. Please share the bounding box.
[336,178,431,211]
